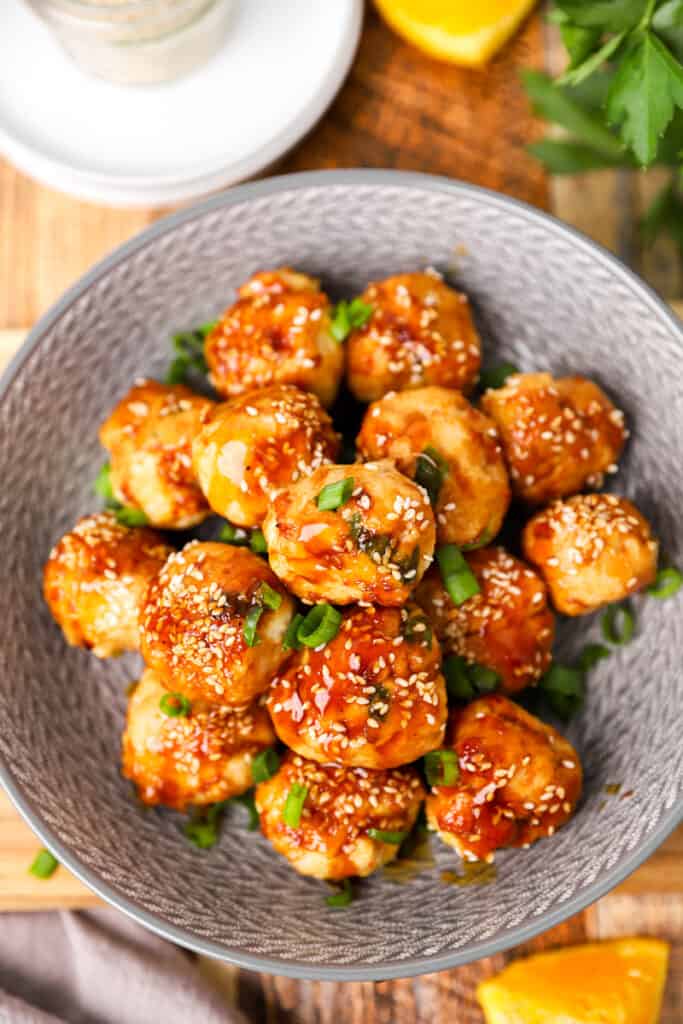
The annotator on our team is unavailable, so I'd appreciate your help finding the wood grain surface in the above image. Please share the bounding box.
[1,3,682,1019]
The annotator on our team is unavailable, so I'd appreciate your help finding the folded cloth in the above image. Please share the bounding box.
[0,909,246,1024]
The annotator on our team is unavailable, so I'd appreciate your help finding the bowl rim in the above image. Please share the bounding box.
[1,168,682,981]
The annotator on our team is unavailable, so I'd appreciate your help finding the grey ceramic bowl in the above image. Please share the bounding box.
[1,170,682,981]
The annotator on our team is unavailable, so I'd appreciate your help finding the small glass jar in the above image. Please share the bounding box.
[25,0,237,85]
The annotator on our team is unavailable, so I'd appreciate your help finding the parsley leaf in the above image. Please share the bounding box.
[607,31,683,166]
[559,32,627,86]
[522,71,626,157]
[555,0,649,32]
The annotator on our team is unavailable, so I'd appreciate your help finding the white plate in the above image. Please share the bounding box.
[0,0,362,207]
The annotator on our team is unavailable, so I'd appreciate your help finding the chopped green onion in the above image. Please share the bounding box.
[115,506,149,528]
[437,545,480,606]
[29,848,59,879]
[601,603,635,645]
[539,663,585,722]
[414,446,449,507]
[297,604,342,648]
[184,821,219,849]
[232,790,260,831]
[282,783,308,827]
[218,522,250,546]
[404,614,432,648]
[468,664,500,693]
[257,581,282,611]
[366,828,408,844]
[330,299,374,343]
[243,605,264,647]
[325,879,353,908]
[250,529,267,555]
[316,476,355,511]
[283,613,305,651]
[165,322,215,384]
[159,692,192,718]
[443,655,475,701]
[251,748,280,784]
[647,567,682,600]
[460,525,495,551]
[94,462,118,507]
[576,643,610,672]
[479,363,518,391]
[165,356,190,385]
[424,749,460,788]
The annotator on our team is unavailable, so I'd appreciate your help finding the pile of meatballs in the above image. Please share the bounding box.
[43,267,659,887]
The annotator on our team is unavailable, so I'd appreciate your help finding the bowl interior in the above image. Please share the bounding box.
[0,172,681,980]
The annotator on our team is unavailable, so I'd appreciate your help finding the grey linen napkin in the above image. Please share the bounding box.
[0,909,247,1024]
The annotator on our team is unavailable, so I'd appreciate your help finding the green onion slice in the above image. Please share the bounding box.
[316,476,355,511]
[647,567,682,600]
[576,643,610,672]
[297,604,342,648]
[184,821,219,849]
[29,848,59,879]
[325,879,353,908]
[218,522,250,546]
[366,828,409,844]
[256,581,282,611]
[251,748,281,784]
[424,749,460,788]
[468,664,500,693]
[479,363,518,391]
[94,462,117,507]
[437,545,480,606]
[330,299,374,343]
[601,603,635,645]
[443,655,475,701]
[250,529,268,555]
[159,692,192,718]
[282,783,308,827]
[283,613,305,652]
[540,664,585,697]
[243,605,264,648]
[414,446,449,507]
[115,506,149,528]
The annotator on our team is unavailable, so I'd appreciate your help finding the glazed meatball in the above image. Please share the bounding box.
[415,547,554,694]
[43,512,172,658]
[522,493,658,616]
[140,541,296,706]
[204,268,343,407]
[357,386,510,547]
[268,603,447,769]
[99,379,215,529]
[346,271,481,403]
[480,372,626,505]
[122,668,276,810]
[256,753,425,880]
[192,384,340,528]
[426,695,582,862]
[263,463,436,606]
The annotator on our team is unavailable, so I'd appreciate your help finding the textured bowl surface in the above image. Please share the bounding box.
[1,171,682,981]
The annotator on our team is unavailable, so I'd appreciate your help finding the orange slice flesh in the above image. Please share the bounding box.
[373,0,539,67]
[477,938,669,1024]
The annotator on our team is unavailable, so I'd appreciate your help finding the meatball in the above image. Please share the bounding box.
[122,668,276,809]
[268,603,447,769]
[43,511,172,658]
[357,386,510,547]
[140,541,296,706]
[192,384,340,528]
[263,462,436,606]
[480,372,626,505]
[522,493,658,616]
[346,271,481,403]
[426,695,582,862]
[204,268,343,407]
[256,753,425,880]
[415,547,554,694]
[99,379,215,529]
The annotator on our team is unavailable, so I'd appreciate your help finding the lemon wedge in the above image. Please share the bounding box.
[477,939,669,1024]
[373,0,538,67]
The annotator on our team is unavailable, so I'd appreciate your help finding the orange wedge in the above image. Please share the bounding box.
[373,0,538,67]
[477,939,669,1024]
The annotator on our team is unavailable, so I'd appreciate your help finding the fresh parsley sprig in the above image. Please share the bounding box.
[524,1,683,253]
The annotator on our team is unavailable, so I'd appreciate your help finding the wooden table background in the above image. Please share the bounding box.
[1,5,681,1020]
